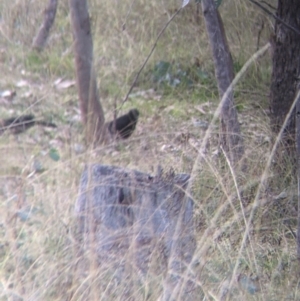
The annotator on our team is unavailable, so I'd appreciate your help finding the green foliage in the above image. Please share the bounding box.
[136,60,212,96]
[25,52,45,70]
[152,60,210,88]
[49,148,60,161]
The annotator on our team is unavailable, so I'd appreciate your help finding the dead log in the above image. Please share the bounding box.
[0,114,56,135]
[75,164,196,300]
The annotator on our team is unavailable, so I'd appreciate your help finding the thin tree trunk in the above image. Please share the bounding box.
[69,0,105,144]
[201,0,245,168]
[32,0,58,51]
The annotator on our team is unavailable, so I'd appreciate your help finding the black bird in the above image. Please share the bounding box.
[108,109,139,139]
[0,114,57,135]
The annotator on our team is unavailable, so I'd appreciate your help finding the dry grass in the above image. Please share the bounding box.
[0,0,298,300]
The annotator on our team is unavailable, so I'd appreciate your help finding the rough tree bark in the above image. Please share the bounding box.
[270,1,300,155]
[69,0,105,144]
[75,165,196,301]
[201,0,245,168]
[296,87,300,262]
[32,0,58,51]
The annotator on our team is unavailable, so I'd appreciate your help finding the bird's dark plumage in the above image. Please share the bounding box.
[108,109,139,139]
[0,114,57,135]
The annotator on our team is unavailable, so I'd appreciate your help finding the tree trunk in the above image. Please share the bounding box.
[270,1,300,155]
[201,0,245,169]
[69,0,105,144]
[75,164,196,301]
[296,87,300,263]
[32,0,58,51]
